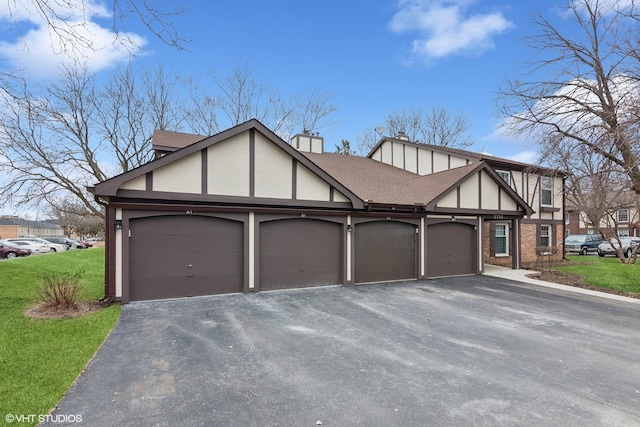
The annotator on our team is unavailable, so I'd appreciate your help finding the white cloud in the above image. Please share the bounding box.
[389,0,514,62]
[507,150,539,164]
[0,0,146,78]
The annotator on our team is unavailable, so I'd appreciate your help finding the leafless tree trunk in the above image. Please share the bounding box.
[357,107,473,154]
[0,64,182,219]
[498,0,640,194]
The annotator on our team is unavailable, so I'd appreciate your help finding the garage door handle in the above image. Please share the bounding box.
[187,273,194,277]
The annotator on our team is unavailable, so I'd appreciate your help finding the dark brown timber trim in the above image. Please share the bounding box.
[201,148,208,194]
[292,159,297,199]
[249,128,255,197]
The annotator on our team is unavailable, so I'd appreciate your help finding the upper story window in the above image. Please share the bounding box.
[496,170,510,186]
[618,209,629,222]
[540,176,553,207]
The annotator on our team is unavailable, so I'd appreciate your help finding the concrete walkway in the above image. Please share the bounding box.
[482,263,640,304]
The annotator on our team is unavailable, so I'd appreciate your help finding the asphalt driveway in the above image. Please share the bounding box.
[46,276,640,426]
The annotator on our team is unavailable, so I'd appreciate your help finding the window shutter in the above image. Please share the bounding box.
[490,222,496,257]
[536,224,541,248]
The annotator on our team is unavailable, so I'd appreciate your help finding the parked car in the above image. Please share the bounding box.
[2,239,50,254]
[597,237,640,258]
[5,237,67,253]
[30,237,68,252]
[44,237,83,249]
[78,239,93,248]
[565,234,604,255]
[67,238,89,249]
[0,241,32,259]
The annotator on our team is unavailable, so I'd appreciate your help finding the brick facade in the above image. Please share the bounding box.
[484,221,564,268]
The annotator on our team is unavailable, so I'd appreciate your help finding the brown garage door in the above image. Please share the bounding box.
[354,221,417,283]
[426,222,476,278]
[129,215,244,301]
[259,218,342,291]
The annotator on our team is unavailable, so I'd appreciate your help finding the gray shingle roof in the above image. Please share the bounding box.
[0,217,62,229]
[152,130,206,152]
[303,153,477,206]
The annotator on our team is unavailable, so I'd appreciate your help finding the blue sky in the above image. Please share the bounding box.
[0,0,570,163]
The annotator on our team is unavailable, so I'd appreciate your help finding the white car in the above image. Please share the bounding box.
[597,237,640,258]
[30,237,69,252]
[2,238,52,254]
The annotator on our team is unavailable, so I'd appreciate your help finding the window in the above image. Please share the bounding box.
[495,223,509,256]
[496,170,510,186]
[618,209,629,222]
[618,229,630,237]
[540,225,551,248]
[540,177,553,207]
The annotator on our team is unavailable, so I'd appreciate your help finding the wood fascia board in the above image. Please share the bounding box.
[112,190,355,209]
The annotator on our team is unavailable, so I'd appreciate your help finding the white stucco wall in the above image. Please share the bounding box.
[255,133,292,198]
[153,152,202,194]
[297,164,331,201]
[208,134,250,196]
[121,175,146,191]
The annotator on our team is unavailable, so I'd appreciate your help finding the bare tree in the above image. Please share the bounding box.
[0,61,337,218]
[335,140,356,155]
[498,0,640,194]
[187,61,337,141]
[3,0,188,52]
[46,197,104,238]
[0,64,182,218]
[357,107,473,154]
[551,138,640,263]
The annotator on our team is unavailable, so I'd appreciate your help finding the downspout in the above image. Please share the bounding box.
[562,174,567,261]
[94,195,114,305]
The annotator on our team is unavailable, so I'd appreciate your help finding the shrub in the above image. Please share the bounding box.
[37,271,84,309]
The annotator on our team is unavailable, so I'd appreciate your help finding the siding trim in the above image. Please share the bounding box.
[201,148,208,194]
[249,129,255,197]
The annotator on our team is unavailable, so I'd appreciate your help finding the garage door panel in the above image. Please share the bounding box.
[355,221,417,283]
[259,219,342,291]
[129,215,244,301]
[426,222,476,278]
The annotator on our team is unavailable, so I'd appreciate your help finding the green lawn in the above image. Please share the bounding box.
[0,248,120,424]
[557,255,640,294]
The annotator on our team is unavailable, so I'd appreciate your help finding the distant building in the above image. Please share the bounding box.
[566,192,639,238]
[0,216,65,239]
